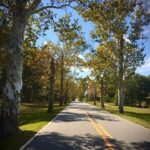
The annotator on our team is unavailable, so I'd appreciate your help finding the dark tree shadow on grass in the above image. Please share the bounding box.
[0,130,36,150]
[124,111,150,123]
[19,106,65,126]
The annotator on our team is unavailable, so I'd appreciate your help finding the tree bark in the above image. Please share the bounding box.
[0,10,28,136]
[48,57,55,113]
[100,79,105,108]
[64,81,69,104]
[118,82,124,113]
[93,83,96,105]
[118,36,124,113]
[59,52,64,106]
[94,99,96,105]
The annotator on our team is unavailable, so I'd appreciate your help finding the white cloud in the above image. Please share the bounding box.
[136,57,150,76]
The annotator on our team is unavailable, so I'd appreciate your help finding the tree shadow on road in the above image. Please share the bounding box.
[23,132,150,150]
[131,141,150,150]
[89,113,119,122]
[67,103,99,112]
[54,111,119,123]
[53,112,87,122]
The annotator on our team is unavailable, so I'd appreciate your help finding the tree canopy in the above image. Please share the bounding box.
[0,0,149,137]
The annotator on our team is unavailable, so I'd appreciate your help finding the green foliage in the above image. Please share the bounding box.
[77,0,148,112]
[25,10,55,47]
[80,0,146,77]
[0,0,149,137]
[124,74,150,107]
[22,47,50,102]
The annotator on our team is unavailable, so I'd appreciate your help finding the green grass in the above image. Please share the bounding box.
[88,101,150,129]
[0,102,67,150]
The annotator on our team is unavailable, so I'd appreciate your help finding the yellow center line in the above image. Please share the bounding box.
[86,112,114,150]
[97,123,113,139]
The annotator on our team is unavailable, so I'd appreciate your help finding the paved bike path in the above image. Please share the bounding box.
[20,102,150,150]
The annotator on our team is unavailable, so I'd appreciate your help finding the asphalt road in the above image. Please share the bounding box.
[20,102,150,150]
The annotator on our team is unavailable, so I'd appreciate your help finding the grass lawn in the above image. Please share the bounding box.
[0,102,67,150]
[88,101,150,129]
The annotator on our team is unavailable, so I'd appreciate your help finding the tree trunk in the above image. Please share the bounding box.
[0,11,27,136]
[118,82,124,113]
[118,36,124,113]
[138,100,142,107]
[64,81,69,105]
[100,79,104,108]
[59,52,64,107]
[93,83,96,105]
[48,58,55,113]
[94,99,96,105]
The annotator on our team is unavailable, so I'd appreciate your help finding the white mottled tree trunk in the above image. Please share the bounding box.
[93,83,96,105]
[0,10,28,136]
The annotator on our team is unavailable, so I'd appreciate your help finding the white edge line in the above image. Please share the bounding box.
[86,103,150,131]
[19,103,71,150]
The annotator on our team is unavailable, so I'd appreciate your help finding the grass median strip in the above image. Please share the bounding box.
[86,112,114,150]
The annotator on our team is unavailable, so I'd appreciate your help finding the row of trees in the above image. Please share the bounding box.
[77,0,149,112]
[0,0,149,137]
[22,41,82,108]
[1,42,81,104]
[0,0,87,136]
[125,74,150,107]
[83,74,150,107]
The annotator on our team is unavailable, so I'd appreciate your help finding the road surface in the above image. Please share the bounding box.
[20,102,150,150]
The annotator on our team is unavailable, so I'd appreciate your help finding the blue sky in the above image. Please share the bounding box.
[38,2,150,77]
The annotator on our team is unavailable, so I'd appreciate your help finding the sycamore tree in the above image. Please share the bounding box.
[86,45,115,108]
[0,0,76,136]
[77,0,148,113]
[53,14,86,106]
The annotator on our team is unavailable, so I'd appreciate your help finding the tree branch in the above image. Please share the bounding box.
[33,3,70,14]
[0,2,9,9]
[29,0,41,13]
